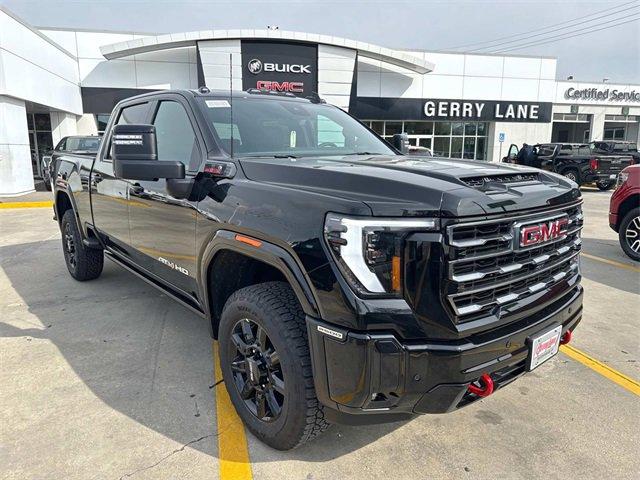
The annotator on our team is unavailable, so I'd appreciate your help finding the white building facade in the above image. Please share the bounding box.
[1,5,639,196]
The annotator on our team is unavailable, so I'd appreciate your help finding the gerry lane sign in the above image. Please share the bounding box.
[351,97,553,123]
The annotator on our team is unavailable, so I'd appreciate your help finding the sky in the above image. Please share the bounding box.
[1,0,639,83]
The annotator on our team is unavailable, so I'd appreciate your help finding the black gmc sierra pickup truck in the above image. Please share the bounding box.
[504,142,633,190]
[53,88,583,450]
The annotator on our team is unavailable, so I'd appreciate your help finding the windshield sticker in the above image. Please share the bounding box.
[290,130,297,148]
[206,100,231,108]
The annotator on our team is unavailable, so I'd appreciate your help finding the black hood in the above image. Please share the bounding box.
[238,155,581,217]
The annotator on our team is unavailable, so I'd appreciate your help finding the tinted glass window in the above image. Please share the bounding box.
[107,103,148,159]
[538,145,556,156]
[153,101,200,171]
[118,103,148,125]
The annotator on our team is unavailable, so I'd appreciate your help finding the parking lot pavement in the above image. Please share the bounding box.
[1,190,638,480]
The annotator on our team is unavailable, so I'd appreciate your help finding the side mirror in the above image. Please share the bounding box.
[112,124,185,181]
[392,133,410,154]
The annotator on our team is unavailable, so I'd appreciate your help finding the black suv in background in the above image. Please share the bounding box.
[52,89,583,450]
[42,136,101,190]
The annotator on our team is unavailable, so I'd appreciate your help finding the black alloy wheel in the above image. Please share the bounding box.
[63,222,77,270]
[228,318,285,422]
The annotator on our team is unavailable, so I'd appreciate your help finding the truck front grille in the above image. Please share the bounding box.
[444,202,583,321]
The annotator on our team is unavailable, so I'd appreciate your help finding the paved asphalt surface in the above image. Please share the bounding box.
[0,188,638,480]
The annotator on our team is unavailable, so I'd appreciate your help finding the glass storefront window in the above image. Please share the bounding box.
[361,120,489,161]
[464,123,477,136]
[419,138,432,149]
[434,122,451,135]
[370,121,384,135]
[450,137,463,158]
[433,137,450,157]
[404,121,433,135]
[463,137,476,159]
[476,137,486,160]
[385,122,403,135]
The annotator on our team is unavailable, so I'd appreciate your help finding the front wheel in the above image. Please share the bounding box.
[218,281,329,450]
[619,207,640,261]
[596,180,614,191]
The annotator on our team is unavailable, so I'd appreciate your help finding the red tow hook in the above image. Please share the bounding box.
[560,329,572,345]
[467,373,494,397]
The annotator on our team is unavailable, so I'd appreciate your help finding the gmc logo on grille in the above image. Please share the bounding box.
[519,216,569,247]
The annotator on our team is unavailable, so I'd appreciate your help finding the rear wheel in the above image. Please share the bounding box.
[218,281,329,450]
[562,168,581,185]
[596,180,614,191]
[619,207,640,261]
[61,210,104,280]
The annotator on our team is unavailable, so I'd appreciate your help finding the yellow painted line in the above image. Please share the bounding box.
[581,252,640,273]
[212,341,253,480]
[561,344,640,396]
[0,201,53,209]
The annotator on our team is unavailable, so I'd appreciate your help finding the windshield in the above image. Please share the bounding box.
[198,96,395,158]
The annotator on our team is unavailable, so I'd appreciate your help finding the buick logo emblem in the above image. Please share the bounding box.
[248,58,262,74]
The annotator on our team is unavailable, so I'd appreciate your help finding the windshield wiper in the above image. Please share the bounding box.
[244,154,298,159]
[342,152,386,156]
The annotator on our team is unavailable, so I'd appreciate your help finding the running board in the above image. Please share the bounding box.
[104,250,206,319]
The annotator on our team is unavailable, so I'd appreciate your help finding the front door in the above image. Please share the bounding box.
[91,101,151,253]
[128,97,203,296]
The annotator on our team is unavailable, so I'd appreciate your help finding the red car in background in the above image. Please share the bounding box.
[609,165,640,261]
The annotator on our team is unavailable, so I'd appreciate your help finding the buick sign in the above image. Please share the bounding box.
[248,59,263,74]
[241,40,318,97]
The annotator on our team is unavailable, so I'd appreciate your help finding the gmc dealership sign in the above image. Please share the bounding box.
[351,97,553,123]
[242,41,317,97]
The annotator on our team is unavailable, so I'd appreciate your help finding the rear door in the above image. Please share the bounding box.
[127,94,203,295]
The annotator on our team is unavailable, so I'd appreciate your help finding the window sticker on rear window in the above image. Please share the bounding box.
[206,100,231,108]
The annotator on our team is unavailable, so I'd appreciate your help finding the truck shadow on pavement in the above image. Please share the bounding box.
[0,239,406,463]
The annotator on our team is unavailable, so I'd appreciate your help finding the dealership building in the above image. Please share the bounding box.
[1,6,639,196]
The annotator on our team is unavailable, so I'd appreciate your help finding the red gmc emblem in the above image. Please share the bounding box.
[519,216,569,247]
[256,80,304,93]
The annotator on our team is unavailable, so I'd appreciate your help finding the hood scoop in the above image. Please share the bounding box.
[461,172,540,192]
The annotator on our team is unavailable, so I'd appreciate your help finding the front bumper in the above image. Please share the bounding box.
[307,285,583,425]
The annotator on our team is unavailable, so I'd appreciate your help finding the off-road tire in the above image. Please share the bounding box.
[562,168,581,186]
[596,180,614,191]
[219,281,330,450]
[618,207,640,261]
[61,209,104,280]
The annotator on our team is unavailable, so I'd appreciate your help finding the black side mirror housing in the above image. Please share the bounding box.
[392,133,409,154]
[112,124,185,181]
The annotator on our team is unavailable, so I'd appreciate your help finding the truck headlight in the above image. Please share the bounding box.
[324,214,439,296]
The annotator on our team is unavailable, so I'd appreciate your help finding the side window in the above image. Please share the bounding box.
[118,103,149,125]
[56,138,67,151]
[106,102,149,159]
[152,101,200,171]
